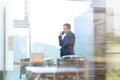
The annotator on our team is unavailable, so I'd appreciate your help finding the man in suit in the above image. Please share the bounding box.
[58,23,75,57]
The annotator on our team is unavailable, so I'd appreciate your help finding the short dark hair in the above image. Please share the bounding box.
[63,23,71,29]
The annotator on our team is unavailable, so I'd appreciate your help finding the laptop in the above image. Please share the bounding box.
[30,53,44,66]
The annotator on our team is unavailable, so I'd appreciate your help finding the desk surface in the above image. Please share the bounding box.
[14,61,30,65]
[26,66,85,74]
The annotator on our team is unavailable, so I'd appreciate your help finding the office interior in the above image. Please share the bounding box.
[0,0,120,80]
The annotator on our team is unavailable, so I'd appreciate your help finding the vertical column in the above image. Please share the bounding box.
[3,7,6,80]
[92,0,106,80]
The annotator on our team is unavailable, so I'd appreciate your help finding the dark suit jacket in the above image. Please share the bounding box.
[58,31,75,57]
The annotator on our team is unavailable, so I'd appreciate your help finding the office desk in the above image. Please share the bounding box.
[26,66,87,80]
[14,61,30,65]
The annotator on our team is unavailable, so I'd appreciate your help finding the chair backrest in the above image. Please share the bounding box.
[62,55,86,67]
[30,53,44,66]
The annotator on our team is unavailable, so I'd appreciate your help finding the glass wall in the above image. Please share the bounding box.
[106,0,120,79]
[0,0,120,80]
[5,0,30,80]
[30,0,91,63]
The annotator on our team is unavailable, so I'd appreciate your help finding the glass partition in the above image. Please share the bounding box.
[5,0,30,80]
[106,0,120,79]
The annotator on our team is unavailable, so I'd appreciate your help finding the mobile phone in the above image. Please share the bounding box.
[62,31,64,35]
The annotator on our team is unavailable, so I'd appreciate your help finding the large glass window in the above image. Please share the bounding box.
[30,0,91,63]
[2,0,120,80]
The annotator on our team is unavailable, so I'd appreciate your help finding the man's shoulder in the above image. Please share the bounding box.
[68,31,74,35]
[69,31,75,36]
[67,32,75,38]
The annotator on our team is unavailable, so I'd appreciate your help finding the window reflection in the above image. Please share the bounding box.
[106,0,120,79]
[4,0,120,80]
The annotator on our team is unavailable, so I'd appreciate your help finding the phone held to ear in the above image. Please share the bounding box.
[62,31,64,35]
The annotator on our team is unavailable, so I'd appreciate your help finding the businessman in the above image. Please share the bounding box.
[58,23,75,57]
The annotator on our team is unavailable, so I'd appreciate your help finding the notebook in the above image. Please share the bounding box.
[30,53,44,66]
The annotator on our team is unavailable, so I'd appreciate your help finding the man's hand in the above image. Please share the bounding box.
[59,31,64,36]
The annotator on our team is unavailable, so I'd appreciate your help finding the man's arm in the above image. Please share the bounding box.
[58,36,63,46]
[62,33,75,48]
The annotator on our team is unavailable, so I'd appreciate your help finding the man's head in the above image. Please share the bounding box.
[63,23,71,34]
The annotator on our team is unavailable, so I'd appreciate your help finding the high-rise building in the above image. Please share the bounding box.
[74,9,94,57]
